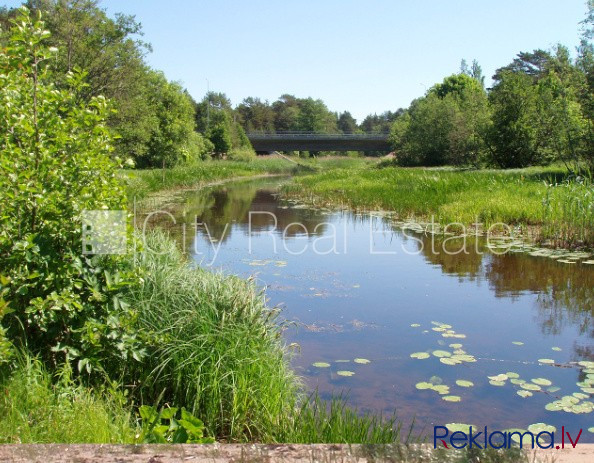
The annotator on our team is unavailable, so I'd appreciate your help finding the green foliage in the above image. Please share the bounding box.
[391,76,489,167]
[0,8,144,373]
[0,355,137,443]
[128,232,301,441]
[207,121,233,155]
[138,405,214,444]
[0,293,13,366]
[134,71,196,167]
[227,147,257,162]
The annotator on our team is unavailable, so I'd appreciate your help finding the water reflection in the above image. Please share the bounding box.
[141,178,594,436]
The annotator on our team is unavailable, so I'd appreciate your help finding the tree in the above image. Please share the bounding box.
[0,8,144,372]
[236,97,275,133]
[134,71,197,167]
[337,111,358,133]
[487,71,543,168]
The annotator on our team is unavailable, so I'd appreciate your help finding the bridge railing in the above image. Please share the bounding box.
[247,132,390,140]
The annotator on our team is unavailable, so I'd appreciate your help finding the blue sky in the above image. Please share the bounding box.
[3,1,590,121]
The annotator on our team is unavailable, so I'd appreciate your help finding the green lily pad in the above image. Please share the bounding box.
[521,383,542,391]
[538,359,555,364]
[580,387,594,393]
[456,380,474,388]
[336,370,355,377]
[415,382,433,390]
[449,343,463,349]
[512,341,524,346]
[573,392,589,400]
[489,380,506,386]
[545,402,563,411]
[312,362,330,368]
[354,358,371,364]
[517,390,533,398]
[440,357,461,365]
[442,395,461,402]
[488,374,509,382]
[410,352,430,360]
[527,423,556,434]
[531,378,552,386]
[589,427,594,433]
[511,378,526,385]
[506,372,520,379]
[547,386,561,393]
[432,350,451,358]
[446,423,474,433]
[551,347,562,351]
[578,361,594,368]
[508,429,529,444]
[432,385,450,395]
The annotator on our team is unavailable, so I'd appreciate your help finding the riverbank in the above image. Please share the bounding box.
[283,163,594,249]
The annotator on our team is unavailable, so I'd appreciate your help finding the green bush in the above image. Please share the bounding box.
[0,8,144,374]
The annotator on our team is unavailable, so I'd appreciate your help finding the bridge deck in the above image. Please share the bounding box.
[247,133,392,152]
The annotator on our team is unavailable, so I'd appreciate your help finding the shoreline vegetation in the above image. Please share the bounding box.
[0,2,591,460]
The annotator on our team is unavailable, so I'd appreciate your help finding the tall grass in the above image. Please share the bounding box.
[285,164,594,247]
[0,355,136,443]
[129,232,300,441]
[128,232,406,443]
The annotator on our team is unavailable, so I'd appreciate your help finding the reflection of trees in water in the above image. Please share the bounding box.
[180,182,330,244]
[485,254,594,337]
[407,230,594,340]
[417,234,484,280]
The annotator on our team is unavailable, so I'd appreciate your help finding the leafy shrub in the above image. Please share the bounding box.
[138,405,214,443]
[0,8,144,374]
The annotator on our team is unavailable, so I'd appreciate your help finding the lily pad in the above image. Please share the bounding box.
[489,380,506,386]
[521,383,542,391]
[440,357,461,365]
[512,341,524,346]
[588,427,594,433]
[547,386,561,393]
[312,362,330,368]
[432,350,452,358]
[551,347,562,351]
[446,423,474,433]
[538,359,555,364]
[432,385,450,395]
[506,372,520,379]
[531,378,552,386]
[442,395,461,402]
[336,370,355,377]
[545,402,563,411]
[456,380,474,388]
[517,390,533,398]
[354,358,371,364]
[488,374,509,382]
[527,423,556,434]
[510,378,526,385]
[449,343,463,349]
[410,352,430,360]
[415,382,433,390]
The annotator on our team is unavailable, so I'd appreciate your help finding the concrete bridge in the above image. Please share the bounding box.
[247,132,392,152]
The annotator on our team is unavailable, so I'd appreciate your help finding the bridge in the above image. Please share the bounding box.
[247,132,392,152]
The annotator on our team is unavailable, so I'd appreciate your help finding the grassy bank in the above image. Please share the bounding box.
[284,164,594,248]
[124,157,376,201]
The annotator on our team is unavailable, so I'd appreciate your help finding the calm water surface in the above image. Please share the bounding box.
[143,178,594,438]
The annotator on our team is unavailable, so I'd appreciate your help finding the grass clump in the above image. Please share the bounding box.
[129,232,300,441]
[0,356,137,443]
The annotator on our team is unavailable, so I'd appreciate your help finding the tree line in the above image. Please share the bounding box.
[2,0,593,170]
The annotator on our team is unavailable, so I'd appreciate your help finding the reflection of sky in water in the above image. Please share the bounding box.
[147,178,594,439]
